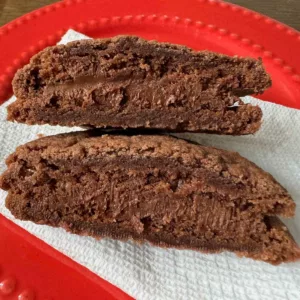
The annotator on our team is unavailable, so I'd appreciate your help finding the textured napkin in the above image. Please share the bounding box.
[1,30,300,300]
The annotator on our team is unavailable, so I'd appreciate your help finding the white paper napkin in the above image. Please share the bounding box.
[1,30,300,300]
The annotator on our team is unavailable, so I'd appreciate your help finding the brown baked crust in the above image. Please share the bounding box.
[1,132,298,264]
[8,36,270,134]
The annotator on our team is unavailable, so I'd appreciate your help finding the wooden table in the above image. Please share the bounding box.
[0,0,299,30]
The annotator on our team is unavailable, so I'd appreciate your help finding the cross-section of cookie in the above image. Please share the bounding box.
[1,132,298,264]
[8,36,271,134]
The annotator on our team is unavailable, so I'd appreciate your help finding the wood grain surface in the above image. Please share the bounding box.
[0,0,299,30]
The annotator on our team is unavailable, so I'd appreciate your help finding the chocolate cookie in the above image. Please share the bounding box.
[1,132,298,264]
[9,36,271,134]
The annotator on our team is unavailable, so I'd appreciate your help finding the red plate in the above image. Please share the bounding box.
[0,0,300,299]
